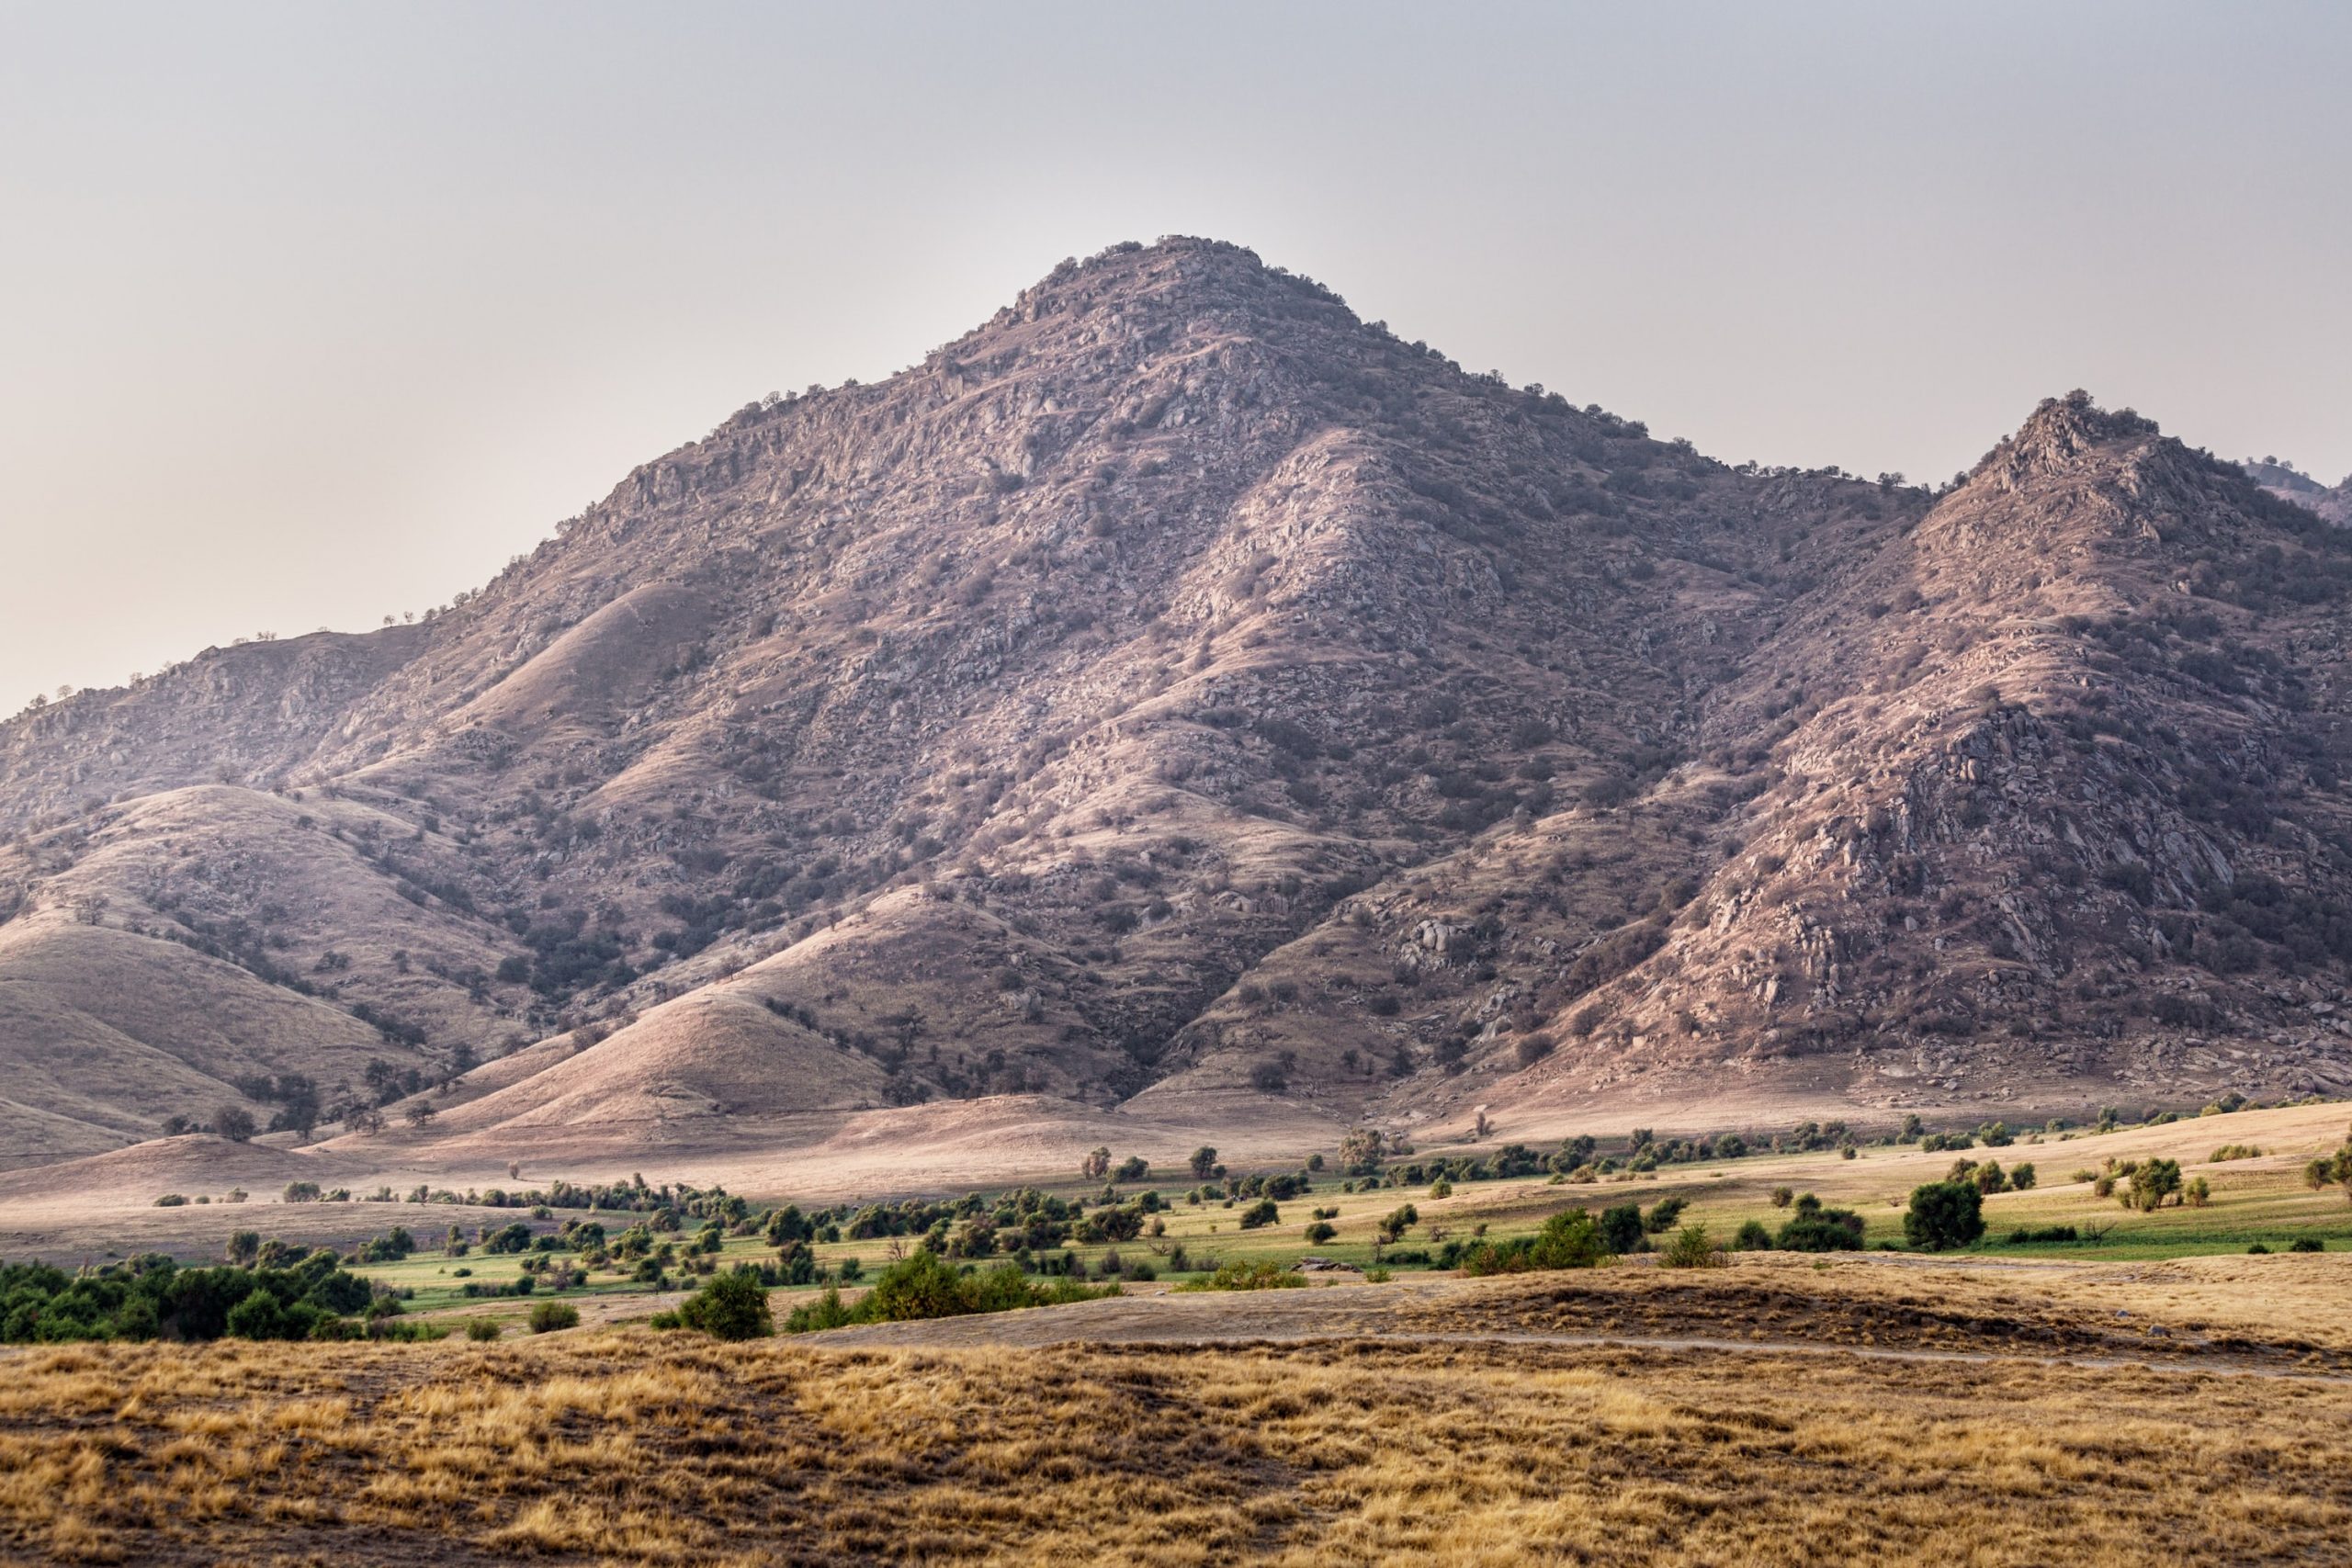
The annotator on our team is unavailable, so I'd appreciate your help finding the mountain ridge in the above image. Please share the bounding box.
[4,239,2349,1180]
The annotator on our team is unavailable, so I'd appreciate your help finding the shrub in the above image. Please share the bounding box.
[2248,1243,2271,1255]
[2009,1163,2037,1190]
[2122,1157,2184,1212]
[2184,1176,2211,1208]
[1176,1260,1306,1292]
[2005,1225,2079,1245]
[1597,1202,1647,1254]
[527,1301,580,1334]
[1734,1219,1774,1250]
[1378,1203,1419,1244]
[1660,1224,1723,1269]
[1904,1182,1985,1251]
[465,1319,501,1342]
[1642,1196,1688,1234]
[1770,1186,1793,1209]
[1460,1208,1610,1275]
[781,1290,856,1333]
[2289,1237,2324,1253]
[678,1269,772,1340]
[2208,1144,2262,1163]
[786,1255,1116,1331]
[1238,1199,1281,1230]
[1304,1222,1337,1245]
[1777,1195,1866,1252]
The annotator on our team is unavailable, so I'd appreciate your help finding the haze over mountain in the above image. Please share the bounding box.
[5,238,2350,1186]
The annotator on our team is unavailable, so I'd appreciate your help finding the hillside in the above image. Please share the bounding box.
[4,238,2350,1179]
[2246,457,2352,525]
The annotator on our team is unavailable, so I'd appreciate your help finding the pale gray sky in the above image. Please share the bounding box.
[3,2,2346,712]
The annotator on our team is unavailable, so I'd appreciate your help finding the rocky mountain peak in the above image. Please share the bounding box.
[3,247,2350,1177]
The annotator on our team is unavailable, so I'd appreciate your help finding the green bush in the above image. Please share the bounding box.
[1904,1182,1986,1252]
[1597,1202,1646,1253]
[0,1250,371,1343]
[1460,1208,1610,1275]
[784,1254,1118,1332]
[1304,1221,1337,1245]
[1734,1219,1774,1251]
[1659,1224,1722,1269]
[1237,1199,1281,1230]
[464,1318,501,1342]
[1777,1194,1866,1252]
[2289,1237,2324,1253]
[527,1301,580,1334]
[677,1269,771,1340]
[1173,1260,1304,1292]
[2122,1157,2184,1212]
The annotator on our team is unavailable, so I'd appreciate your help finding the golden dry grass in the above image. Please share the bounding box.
[3,1261,2351,1565]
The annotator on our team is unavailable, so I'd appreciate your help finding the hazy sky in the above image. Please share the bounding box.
[3,3,2346,713]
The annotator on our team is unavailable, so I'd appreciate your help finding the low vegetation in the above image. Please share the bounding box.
[1,1252,380,1343]
[782,1253,1116,1332]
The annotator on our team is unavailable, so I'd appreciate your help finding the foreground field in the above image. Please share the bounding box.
[4,1256,2348,1566]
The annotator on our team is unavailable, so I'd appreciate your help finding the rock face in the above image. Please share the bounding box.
[4,241,2351,1168]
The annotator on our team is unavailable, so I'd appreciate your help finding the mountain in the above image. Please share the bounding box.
[5,238,2351,1181]
[2246,458,2352,525]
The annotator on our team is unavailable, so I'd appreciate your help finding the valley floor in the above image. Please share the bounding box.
[4,1254,2349,1565]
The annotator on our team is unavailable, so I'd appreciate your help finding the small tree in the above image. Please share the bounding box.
[1597,1202,1646,1254]
[678,1268,774,1340]
[1188,1145,1219,1180]
[1378,1203,1419,1244]
[1904,1181,1985,1251]
[1660,1224,1723,1269]
[1080,1146,1111,1180]
[403,1100,436,1129]
[210,1105,255,1143]
[2123,1157,2183,1213]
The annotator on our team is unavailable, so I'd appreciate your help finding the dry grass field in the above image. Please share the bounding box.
[5,1256,2351,1566]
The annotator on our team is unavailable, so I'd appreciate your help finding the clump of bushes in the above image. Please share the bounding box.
[677,1269,769,1339]
[1460,1208,1610,1275]
[1659,1224,1723,1269]
[1777,1194,1867,1251]
[1903,1182,1985,1252]
[784,1253,1117,1331]
[1,1250,374,1342]
[1175,1259,1306,1292]
[527,1301,580,1334]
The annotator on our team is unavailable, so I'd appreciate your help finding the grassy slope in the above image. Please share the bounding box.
[6,1264,2352,1565]
[343,1099,2352,1335]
